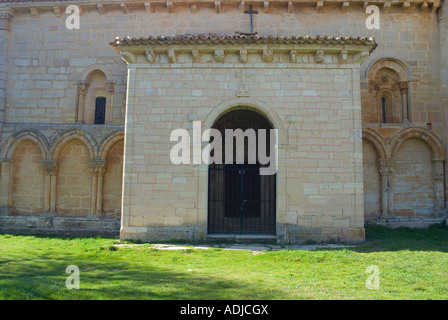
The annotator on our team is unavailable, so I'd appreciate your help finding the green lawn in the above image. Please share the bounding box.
[0,224,447,300]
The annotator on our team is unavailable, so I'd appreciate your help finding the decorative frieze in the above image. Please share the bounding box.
[113,36,376,65]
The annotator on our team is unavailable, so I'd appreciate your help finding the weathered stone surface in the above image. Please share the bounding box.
[0,0,446,243]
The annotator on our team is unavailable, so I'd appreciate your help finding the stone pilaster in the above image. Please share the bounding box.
[432,158,445,216]
[0,158,12,215]
[0,7,13,143]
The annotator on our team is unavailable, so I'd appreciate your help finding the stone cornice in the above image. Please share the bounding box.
[110,34,377,65]
[0,0,441,16]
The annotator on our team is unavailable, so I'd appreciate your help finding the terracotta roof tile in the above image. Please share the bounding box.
[110,33,377,51]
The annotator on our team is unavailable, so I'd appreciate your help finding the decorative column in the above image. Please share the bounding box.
[432,158,445,216]
[76,81,88,123]
[41,160,58,212]
[96,161,106,213]
[399,81,409,123]
[378,159,395,216]
[106,81,114,124]
[0,7,13,143]
[0,158,12,215]
[90,160,107,213]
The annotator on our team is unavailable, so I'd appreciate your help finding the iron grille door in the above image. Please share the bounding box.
[208,163,276,234]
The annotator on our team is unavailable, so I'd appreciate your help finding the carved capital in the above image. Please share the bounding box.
[41,159,58,176]
[89,160,107,176]
[77,82,88,96]
[399,81,408,93]
[378,159,395,176]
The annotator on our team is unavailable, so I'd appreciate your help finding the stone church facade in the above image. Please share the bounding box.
[0,0,447,243]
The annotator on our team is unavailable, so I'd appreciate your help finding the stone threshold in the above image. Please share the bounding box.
[206,233,277,243]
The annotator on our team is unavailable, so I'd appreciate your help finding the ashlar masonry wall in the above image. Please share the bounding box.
[115,40,372,243]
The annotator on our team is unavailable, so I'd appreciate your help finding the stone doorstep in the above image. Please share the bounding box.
[146,242,354,252]
[206,233,278,243]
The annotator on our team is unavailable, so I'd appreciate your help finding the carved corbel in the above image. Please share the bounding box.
[315,49,324,63]
[97,4,105,15]
[214,48,224,62]
[340,49,348,64]
[402,1,411,13]
[239,49,248,63]
[262,47,273,62]
[146,48,155,63]
[166,2,174,13]
[53,6,62,17]
[192,49,200,62]
[167,48,176,63]
[30,7,39,18]
[144,3,152,14]
[290,50,297,63]
[121,3,128,14]
[264,2,269,13]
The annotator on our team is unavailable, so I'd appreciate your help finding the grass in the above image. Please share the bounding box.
[0,224,447,300]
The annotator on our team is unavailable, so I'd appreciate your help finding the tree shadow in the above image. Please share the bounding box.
[352,223,448,253]
[0,250,289,300]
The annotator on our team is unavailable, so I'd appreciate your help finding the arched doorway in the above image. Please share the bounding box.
[207,108,276,234]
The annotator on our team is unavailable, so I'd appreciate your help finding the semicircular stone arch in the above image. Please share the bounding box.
[2,130,49,160]
[50,129,97,160]
[98,130,125,160]
[362,129,388,160]
[202,97,286,146]
[388,127,445,160]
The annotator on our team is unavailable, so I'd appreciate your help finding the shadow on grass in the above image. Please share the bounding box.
[353,223,448,253]
[0,251,287,300]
